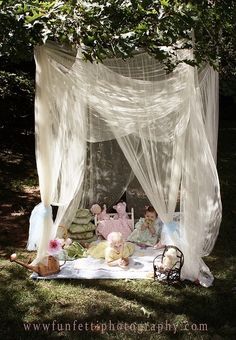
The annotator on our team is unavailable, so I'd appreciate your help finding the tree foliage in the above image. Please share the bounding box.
[0,69,34,132]
[0,0,236,75]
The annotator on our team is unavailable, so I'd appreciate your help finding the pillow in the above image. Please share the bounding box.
[72,209,93,224]
[69,222,95,234]
[75,208,92,218]
[73,216,92,225]
[76,234,97,243]
[68,231,95,240]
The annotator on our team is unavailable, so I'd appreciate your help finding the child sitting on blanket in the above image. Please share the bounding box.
[127,206,162,247]
[86,232,135,268]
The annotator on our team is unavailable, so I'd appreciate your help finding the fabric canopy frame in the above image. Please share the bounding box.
[28,42,222,286]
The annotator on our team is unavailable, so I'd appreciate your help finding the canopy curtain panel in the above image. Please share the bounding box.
[28,42,222,284]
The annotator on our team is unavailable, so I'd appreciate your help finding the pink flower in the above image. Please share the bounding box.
[48,239,62,255]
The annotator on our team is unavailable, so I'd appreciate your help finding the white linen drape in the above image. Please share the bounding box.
[28,42,221,284]
[180,82,221,281]
[198,66,219,163]
[28,46,87,262]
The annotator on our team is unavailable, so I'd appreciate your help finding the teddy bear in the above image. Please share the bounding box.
[113,202,129,220]
[90,203,110,221]
[159,248,177,271]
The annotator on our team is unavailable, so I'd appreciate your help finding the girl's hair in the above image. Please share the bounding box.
[107,232,124,244]
[144,206,157,216]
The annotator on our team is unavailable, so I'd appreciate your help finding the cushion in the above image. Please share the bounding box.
[73,216,93,225]
[68,231,95,240]
[75,234,97,243]
[75,208,92,218]
[69,222,96,234]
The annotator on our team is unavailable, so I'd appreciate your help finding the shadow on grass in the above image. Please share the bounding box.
[1,261,235,339]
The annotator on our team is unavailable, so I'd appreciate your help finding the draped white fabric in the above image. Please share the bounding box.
[198,66,219,162]
[30,45,87,262]
[28,42,221,284]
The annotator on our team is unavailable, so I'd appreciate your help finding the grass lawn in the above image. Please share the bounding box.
[0,119,236,340]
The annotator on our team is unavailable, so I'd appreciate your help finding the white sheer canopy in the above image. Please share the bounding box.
[28,42,222,285]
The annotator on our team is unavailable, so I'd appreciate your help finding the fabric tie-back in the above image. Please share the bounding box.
[28,42,221,285]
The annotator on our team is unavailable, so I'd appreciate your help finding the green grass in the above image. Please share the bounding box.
[0,257,235,340]
[0,120,236,340]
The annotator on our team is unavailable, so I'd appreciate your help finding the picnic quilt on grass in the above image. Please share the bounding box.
[31,246,163,280]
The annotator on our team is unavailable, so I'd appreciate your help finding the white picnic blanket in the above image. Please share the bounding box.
[31,246,163,280]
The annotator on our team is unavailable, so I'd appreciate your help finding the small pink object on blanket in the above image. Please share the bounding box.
[97,219,133,240]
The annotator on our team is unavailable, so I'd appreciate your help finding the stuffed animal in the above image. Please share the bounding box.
[160,248,177,271]
[90,203,101,215]
[113,202,129,220]
[90,203,110,221]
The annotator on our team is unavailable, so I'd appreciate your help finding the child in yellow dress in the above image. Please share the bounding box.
[87,232,135,268]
